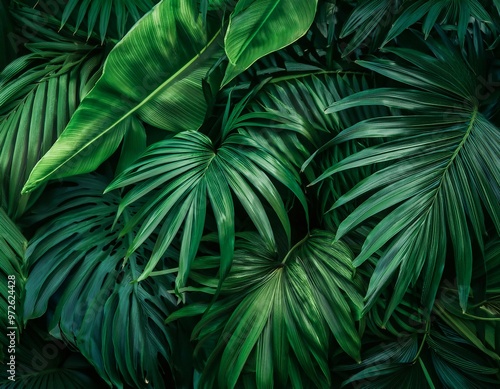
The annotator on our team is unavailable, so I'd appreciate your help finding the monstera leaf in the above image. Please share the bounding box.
[175,231,363,388]
[22,173,190,388]
[22,0,224,193]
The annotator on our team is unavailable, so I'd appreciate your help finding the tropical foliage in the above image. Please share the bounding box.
[1,0,499,387]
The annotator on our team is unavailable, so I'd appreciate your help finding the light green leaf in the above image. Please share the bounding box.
[223,0,318,84]
[22,0,224,194]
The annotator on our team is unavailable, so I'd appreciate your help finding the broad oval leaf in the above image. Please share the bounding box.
[22,0,224,194]
[223,0,318,84]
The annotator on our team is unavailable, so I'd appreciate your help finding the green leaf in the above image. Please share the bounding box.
[223,0,318,84]
[382,0,496,47]
[193,231,362,388]
[0,325,106,388]
[0,207,26,361]
[22,0,224,194]
[339,0,395,57]
[316,38,500,318]
[105,130,307,286]
[59,0,157,42]
[0,41,103,218]
[22,173,190,388]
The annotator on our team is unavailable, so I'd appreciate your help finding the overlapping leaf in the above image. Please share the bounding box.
[0,37,102,219]
[236,73,385,229]
[22,173,186,388]
[0,325,106,388]
[105,130,307,288]
[339,0,399,57]
[383,0,497,47]
[0,208,26,361]
[315,38,500,318]
[181,231,363,388]
[58,0,158,42]
[22,0,224,193]
[337,324,500,388]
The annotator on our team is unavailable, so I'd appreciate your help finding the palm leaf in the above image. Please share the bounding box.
[0,325,106,388]
[22,0,224,194]
[22,173,189,388]
[433,237,500,361]
[0,208,26,361]
[316,37,500,319]
[180,231,363,388]
[223,0,318,84]
[337,319,500,388]
[0,37,103,218]
[105,129,307,288]
[59,0,157,42]
[339,0,399,57]
[383,0,496,47]
[236,72,386,230]
[0,0,16,71]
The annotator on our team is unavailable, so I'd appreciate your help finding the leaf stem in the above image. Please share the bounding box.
[282,233,310,265]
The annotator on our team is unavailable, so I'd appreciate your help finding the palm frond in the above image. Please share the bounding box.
[337,320,500,388]
[48,0,157,43]
[22,173,188,388]
[236,72,387,230]
[0,208,26,361]
[179,230,363,388]
[315,36,500,319]
[339,0,400,57]
[383,0,497,47]
[105,129,307,289]
[0,38,103,219]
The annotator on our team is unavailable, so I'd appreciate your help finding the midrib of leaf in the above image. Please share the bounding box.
[363,107,479,277]
[227,0,282,64]
[426,106,478,212]
[27,31,221,190]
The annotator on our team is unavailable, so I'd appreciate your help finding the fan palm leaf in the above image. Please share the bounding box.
[22,173,187,388]
[172,230,363,388]
[105,129,308,289]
